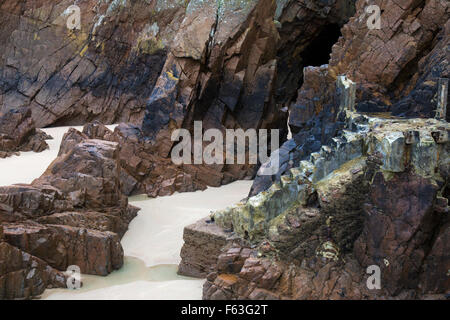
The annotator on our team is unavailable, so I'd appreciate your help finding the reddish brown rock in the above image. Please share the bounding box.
[0,0,182,127]
[36,209,137,238]
[327,0,449,117]
[178,218,231,278]
[419,220,450,294]
[0,136,139,298]
[0,108,49,158]
[354,171,444,295]
[139,0,289,195]
[253,0,449,195]
[0,241,67,300]
[0,184,71,223]
[202,167,449,300]
[3,222,123,276]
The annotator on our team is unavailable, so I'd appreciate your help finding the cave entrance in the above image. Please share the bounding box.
[275,22,343,110]
[300,23,342,68]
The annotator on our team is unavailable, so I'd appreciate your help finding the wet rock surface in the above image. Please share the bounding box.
[251,0,449,195]
[0,0,357,196]
[0,0,449,301]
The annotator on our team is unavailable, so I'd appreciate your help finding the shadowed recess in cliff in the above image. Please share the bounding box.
[300,23,341,68]
[275,19,345,110]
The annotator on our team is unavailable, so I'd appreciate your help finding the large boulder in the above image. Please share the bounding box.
[0,108,49,158]
[328,0,449,118]
[0,136,139,298]
[251,0,449,195]
[0,241,67,299]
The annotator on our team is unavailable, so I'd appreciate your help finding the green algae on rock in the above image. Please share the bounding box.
[212,113,450,242]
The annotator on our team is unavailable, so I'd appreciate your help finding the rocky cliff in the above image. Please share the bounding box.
[0,0,448,300]
[250,0,449,195]
[193,114,450,299]
[0,135,138,299]
[2,0,447,193]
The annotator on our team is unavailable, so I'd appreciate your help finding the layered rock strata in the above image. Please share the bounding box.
[0,108,50,158]
[1,0,359,195]
[0,136,139,299]
[178,114,450,299]
[178,218,233,278]
[0,233,67,300]
[0,0,179,127]
[251,0,449,195]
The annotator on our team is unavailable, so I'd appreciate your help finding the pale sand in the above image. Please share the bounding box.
[41,257,205,300]
[0,125,252,299]
[43,180,252,299]
[45,279,205,300]
[123,180,252,267]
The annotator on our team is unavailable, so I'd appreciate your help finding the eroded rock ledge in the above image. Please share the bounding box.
[0,108,50,158]
[0,136,139,299]
[179,114,449,299]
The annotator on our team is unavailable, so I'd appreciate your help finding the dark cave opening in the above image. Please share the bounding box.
[300,23,342,68]
[275,23,343,110]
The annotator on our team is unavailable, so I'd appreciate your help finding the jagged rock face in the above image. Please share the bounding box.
[80,121,219,197]
[178,218,232,278]
[3,221,123,276]
[36,138,126,209]
[140,0,359,192]
[0,240,67,300]
[0,0,355,132]
[142,0,287,159]
[0,0,182,127]
[354,171,444,295]
[1,0,447,197]
[251,0,449,195]
[204,172,449,300]
[250,65,346,196]
[214,115,449,240]
[0,137,139,298]
[0,108,50,158]
[196,115,449,299]
[327,0,449,117]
